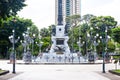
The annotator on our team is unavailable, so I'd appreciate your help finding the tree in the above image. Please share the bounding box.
[82,14,95,24]
[66,15,81,52]
[107,40,115,52]
[0,0,27,58]
[112,27,120,63]
[66,14,95,54]
[68,27,79,52]
[66,14,80,27]
[0,0,26,19]
[80,24,90,55]
[78,14,95,55]
[39,27,51,52]
[40,28,50,37]
[90,16,117,55]
[0,17,34,58]
[41,37,51,52]
[112,27,120,44]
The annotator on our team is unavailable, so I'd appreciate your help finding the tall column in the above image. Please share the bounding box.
[58,0,63,25]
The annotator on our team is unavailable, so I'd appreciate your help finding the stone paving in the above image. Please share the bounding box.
[0,60,120,80]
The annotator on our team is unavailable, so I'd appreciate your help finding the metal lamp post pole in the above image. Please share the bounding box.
[12,18,16,74]
[36,35,43,56]
[90,27,93,53]
[39,35,42,54]
[86,33,90,61]
[103,26,106,73]
[77,38,84,63]
[12,29,15,73]
[100,34,105,73]
[78,38,81,63]
[102,26,108,73]
[100,35,105,73]
[32,40,34,55]
[77,40,80,63]
[71,28,74,63]
[9,29,20,74]
[103,46,105,73]
[32,34,35,55]
[93,34,99,62]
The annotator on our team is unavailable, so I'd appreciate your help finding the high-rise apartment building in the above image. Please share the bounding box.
[55,0,81,25]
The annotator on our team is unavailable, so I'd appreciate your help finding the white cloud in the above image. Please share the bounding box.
[82,0,120,24]
[18,0,55,29]
[18,0,120,29]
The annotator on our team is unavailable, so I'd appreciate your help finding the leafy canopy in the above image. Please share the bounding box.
[0,0,26,19]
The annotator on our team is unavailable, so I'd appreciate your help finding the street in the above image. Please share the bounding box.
[0,60,120,80]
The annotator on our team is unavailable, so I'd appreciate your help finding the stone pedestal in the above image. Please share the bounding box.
[49,25,70,58]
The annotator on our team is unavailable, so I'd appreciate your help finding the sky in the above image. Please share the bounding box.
[18,0,120,29]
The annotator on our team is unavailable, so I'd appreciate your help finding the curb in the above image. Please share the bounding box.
[16,62,103,65]
[109,70,120,76]
[0,70,9,76]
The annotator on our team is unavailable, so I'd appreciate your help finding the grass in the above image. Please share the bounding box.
[109,69,120,76]
[0,70,5,73]
[0,69,9,75]
[113,69,120,73]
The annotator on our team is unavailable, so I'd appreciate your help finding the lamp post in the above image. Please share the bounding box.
[86,33,90,61]
[22,27,33,63]
[71,27,74,63]
[12,30,15,74]
[22,32,28,61]
[21,40,27,61]
[89,27,94,62]
[105,27,111,61]
[102,36,106,73]
[93,34,99,62]
[36,41,43,55]
[100,25,111,73]
[100,30,107,73]
[39,35,42,54]
[36,35,43,57]
[32,34,35,55]
[9,30,20,73]
[77,37,84,63]
[71,38,75,63]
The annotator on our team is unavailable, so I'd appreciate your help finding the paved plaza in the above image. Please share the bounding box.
[0,60,120,80]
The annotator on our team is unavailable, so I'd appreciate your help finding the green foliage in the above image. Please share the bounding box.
[107,41,115,52]
[0,70,5,73]
[112,27,120,44]
[90,16,117,37]
[0,17,34,58]
[90,16,117,54]
[40,28,50,37]
[33,51,39,56]
[66,14,80,27]
[90,16,117,27]
[29,25,39,39]
[41,35,51,52]
[113,69,120,73]
[0,0,26,19]
[16,45,23,59]
[117,43,120,48]
[97,42,103,56]
[82,14,95,23]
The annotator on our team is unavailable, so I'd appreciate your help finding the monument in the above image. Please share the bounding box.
[49,0,70,58]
